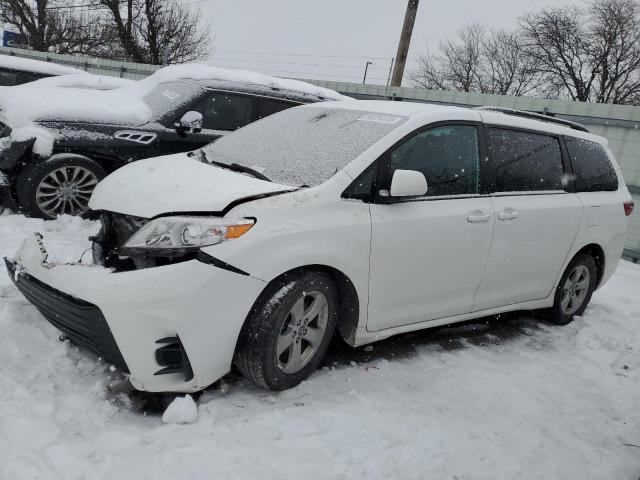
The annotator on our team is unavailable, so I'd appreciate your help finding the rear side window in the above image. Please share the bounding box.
[489,128,564,192]
[197,92,257,131]
[565,137,618,192]
[258,98,296,120]
[387,125,480,197]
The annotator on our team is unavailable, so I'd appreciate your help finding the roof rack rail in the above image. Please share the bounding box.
[475,106,589,133]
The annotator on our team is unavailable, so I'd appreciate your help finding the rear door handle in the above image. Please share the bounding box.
[498,208,519,221]
[467,212,491,223]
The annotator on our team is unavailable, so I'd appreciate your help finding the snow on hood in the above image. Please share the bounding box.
[89,153,294,218]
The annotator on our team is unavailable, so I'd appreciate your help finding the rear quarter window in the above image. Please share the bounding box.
[565,137,618,192]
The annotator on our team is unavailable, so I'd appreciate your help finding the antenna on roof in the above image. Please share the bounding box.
[475,106,589,133]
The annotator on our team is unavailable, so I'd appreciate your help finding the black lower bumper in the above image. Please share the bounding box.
[4,257,129,372]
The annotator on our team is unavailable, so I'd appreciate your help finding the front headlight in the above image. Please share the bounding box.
[123,216,254,251]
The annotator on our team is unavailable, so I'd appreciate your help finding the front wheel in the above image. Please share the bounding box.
[16,155,106,219]
[235,271,339,391]
[549,254,597,325]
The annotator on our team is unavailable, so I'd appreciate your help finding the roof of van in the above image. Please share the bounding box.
[315,100,608,145]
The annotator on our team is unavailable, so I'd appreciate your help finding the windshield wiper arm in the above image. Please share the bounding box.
[204,155,272,182]
[228,163,271,182]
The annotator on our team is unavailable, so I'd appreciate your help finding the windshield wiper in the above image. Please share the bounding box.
[200,150,271,182]
[227,163,271,182]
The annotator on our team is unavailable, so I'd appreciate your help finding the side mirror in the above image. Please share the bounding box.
[175,111,203,134]
[389,169,428,197]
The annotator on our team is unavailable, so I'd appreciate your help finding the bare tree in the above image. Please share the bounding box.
[519,1,640,104]
[520,6,604,101]
[410,23,484,92]
[589,0,640,104]
[411,24,542,96]
[0,0,109,55]
[480,30,543,96]
[98,0,212,64]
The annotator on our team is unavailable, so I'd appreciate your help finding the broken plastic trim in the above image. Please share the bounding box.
[154,336,194,382]
[196,251,249,276]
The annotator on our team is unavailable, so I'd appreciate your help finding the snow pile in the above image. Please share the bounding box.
[0,214,639,479]
[0,54,87,76]
[161,395,198,425]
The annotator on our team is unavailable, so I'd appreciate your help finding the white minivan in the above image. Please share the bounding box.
[6,101,634,393]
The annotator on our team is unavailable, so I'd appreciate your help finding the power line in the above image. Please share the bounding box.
[207,63,389,82]
[212,56,391,70]
[216,49,392,61]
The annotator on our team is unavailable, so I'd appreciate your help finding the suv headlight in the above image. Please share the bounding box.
[123,216,254,251]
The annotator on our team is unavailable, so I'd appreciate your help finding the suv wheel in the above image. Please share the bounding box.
[17,155,106,219]
[549,254,597,325]
[235,271,339,391]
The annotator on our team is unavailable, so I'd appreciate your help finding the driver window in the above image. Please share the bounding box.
[195,92,257,131]
[388,125,480,197]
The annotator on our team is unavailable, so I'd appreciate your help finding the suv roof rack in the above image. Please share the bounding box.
[475,106,589,133]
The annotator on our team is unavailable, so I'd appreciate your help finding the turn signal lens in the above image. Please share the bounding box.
[226,223,254,239]
[624,201,634,216]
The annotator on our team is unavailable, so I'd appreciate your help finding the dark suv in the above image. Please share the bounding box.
[0,77,342,218]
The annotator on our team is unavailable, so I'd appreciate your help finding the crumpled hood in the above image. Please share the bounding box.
[89,153,294,218]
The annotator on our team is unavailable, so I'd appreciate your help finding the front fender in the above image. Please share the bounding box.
[201,197,372,330]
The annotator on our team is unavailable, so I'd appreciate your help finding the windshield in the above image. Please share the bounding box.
[202,106,407,186]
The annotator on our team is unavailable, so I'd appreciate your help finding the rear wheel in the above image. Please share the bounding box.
[549,254,597,325]
[17,155,105,219]
[235,271,339,391]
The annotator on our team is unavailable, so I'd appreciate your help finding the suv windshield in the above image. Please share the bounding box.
[202,106,407,187]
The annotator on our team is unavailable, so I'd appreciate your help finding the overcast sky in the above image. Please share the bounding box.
[200,0,581,86]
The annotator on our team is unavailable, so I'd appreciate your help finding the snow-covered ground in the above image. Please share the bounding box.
[0,213,639,480]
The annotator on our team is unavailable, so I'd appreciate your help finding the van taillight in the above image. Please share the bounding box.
[624,201,634,216]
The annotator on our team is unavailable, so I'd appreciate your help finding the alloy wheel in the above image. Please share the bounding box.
[276,291,329,374]
[560,265,590,315]
[36,166,99,217]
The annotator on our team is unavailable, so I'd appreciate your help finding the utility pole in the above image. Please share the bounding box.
[362,61,373,84]
[390,0,420,87]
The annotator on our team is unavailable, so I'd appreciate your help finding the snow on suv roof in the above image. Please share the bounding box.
[0,63,347,130]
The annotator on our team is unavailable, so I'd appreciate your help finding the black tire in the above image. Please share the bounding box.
[235,270,339,391]
[16,154,106,219]
[549,253,597,325]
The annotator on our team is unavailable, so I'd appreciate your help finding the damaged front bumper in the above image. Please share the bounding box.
[5,234,266,393]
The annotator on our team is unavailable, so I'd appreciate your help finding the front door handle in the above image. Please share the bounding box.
[467,212,491,223]
[498,208,519,221]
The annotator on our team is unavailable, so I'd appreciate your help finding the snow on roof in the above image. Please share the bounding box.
[22,73,134,90]
[0,54,86,76]
[0,63,348,130]
[136,63,350,101]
